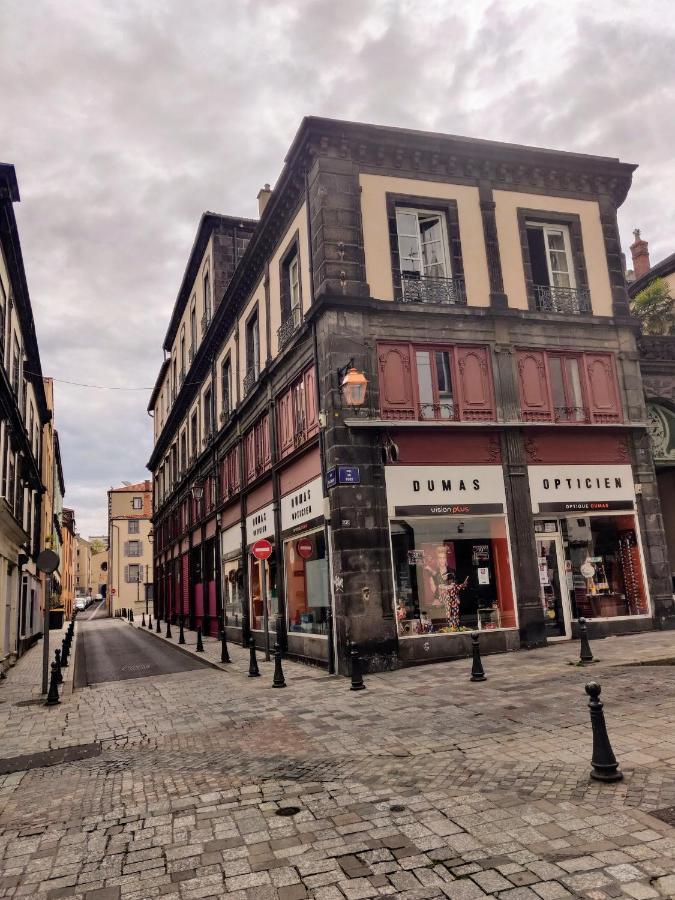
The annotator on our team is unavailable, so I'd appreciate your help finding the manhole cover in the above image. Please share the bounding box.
[650,806,675,826]
[275,806,301,817]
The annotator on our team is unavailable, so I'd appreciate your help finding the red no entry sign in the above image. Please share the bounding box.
[251,538,273,560]
[296,537,314,560]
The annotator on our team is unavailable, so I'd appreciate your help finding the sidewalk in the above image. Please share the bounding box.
[0,618,77,705]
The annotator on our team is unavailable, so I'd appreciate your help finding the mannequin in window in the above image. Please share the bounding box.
[441,572,469,630]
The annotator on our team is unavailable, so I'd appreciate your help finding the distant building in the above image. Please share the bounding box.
[75,535,92,597]
[108,481,153,616]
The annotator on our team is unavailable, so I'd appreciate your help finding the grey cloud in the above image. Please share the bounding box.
[2,0,673,537]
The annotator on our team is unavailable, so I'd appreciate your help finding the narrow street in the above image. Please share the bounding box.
[0,628,674,899]
[74,608,210,688]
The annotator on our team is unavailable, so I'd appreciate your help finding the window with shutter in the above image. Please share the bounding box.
[124,565,129,583]
[304,367,319,438]
[583,353,622,423]
[245,429,256,483]
[378,344,415,420]
[455,346,495,421]
[516,350,553,422]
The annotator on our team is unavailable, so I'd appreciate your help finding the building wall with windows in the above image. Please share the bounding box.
[0,164,50,672]
[107,481,153,615]
[75,535,92,597]
[148,118,672,676]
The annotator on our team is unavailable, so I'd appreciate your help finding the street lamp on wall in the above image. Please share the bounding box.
[337,359,368,409]
[191,481,204,502]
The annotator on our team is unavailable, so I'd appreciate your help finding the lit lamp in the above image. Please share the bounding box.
[338,359,368,408]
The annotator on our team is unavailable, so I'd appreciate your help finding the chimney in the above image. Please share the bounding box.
[257,183,272,216]
[630,229,651,280]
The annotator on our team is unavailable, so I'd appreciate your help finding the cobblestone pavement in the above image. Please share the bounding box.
[0,624,674,899]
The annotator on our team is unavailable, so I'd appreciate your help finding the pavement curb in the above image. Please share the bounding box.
[121,619,248,675]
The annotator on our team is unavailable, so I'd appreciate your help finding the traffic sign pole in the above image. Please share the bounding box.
[261,559,270,662]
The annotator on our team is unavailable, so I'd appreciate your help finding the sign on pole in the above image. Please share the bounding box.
[251,538,273,560]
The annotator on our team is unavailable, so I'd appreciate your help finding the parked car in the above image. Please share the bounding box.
[75,598,86,611]
[95,593,102,600]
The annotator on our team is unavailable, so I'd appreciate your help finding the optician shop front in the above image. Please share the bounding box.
[528,464,651,640]
[386,465,520,663]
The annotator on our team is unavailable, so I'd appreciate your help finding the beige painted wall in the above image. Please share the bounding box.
[108,486,153,613]
[269,203,311,355]
[494,190,613,315]
[359,174,490,306]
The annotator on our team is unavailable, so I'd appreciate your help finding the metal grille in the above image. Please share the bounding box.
[277,307,302,349]
[243,367,258,395]
[554,406,589,423]
[535,285,591,314]
[400,274,466,305]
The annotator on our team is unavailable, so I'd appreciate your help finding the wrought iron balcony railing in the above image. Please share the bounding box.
[243,366,258,395]
[400,273,467,305]
[220,404,231,423]
[179,368,185,386]
[534,285,591,314]
[554,406,590,423]
[277,306,302,349]
[418,402,458,421]
[188,344,194,364]
[201,310,211,336]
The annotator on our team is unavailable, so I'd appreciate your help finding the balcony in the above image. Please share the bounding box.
[243,367,258,395]
[400,273,466,305]
[220,405,231,424]
[554,406,590,423]
[534,285,591,315]
[201,310,211,336]
[188,344,194,364]
[277,306,302,349]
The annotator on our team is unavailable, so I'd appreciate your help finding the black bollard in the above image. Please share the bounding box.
[578,617,594,664]
[54,649,64,685]
[248,638,260,677]
[350,642,366,691]
[273,643,286,688]
[196,626,204,652]
[141,613,146,627]
[45,661,60,705]
[148,615,152,629]
[220,625,231,663]
[61,639,70,669]
[585,682,623,782]
[130,610,134,623]
[470,632,487,682]
[166,618,172,639]
[178,618,186,645]
[156,615,161,633]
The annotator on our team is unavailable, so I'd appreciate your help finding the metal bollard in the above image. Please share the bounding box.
[350,642,365,691]
[178,618,186,645]
[141,613,146,627]
[54,649,64,685]
[220,625,231,664]
[156,615,161,633]
[166,618,172,639]
[45,661,61,706]
[248,638,260,677]
[196,626,204,652]
[470,632,487,682]
[578,617,594,664]
[273,643,286,688]
[585,682,623,782]
[130,610,134,623]
[147,615,152,629]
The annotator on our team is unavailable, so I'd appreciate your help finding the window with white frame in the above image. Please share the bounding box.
[221,358,231,417]
[289,253,300,315]
[396,209,451,279]
[132,497,143,509]
[526,222,575,290]
[127,539,141,556]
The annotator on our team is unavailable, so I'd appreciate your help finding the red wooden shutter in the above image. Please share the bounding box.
[245,429,256,483]
[277,389,294,457]
[260,413,271,471]
[231,445,241,492]
[583,353,622,423]
[516,350,553,422]
[304,367,319,438]
[182,553,189,615]
[377,343,415,420]
[455,346,495,421]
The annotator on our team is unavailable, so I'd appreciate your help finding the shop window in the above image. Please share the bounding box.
[222,558,244,627]
[250,555,278,632]
[516,349,622,424]
[378,342,494,422]
[390,515,516,636]
[564,515,648,619]
[285,531,329,637]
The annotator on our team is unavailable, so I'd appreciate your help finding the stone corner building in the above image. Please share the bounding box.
[148,117,674,675]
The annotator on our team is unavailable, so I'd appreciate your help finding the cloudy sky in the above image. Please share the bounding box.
[2,0,674,538]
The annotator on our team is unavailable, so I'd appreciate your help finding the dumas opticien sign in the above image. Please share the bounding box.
[385,466,506,517]
[528,465,636,513]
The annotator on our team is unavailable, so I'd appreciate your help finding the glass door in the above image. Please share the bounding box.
[536,531,571,640]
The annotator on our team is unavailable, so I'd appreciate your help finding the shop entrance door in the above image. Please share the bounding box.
[536,531,571,640]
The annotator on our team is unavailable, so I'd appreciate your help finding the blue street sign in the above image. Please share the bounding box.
[326,467,337,489]
[338,466,360,485]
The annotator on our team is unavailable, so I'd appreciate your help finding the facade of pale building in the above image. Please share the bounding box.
[148,118,673,674]
[107,481,153,616]
[75,535,92,598]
